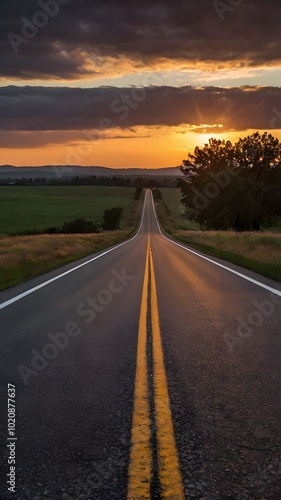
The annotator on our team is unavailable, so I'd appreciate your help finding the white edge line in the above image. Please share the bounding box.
[150,192,281,298]
[0,191,148,310]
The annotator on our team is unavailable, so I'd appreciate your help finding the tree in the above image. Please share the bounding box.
[102,207,123,230]
[134,186,143,200]
[152,187,162,200]
[179,133,281,231]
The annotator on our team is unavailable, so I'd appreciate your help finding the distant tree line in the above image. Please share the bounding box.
[134,184,163,201]
[179,132,281,231]
[3,175,179,188]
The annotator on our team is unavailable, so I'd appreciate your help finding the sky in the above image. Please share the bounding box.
[1,0,281,168]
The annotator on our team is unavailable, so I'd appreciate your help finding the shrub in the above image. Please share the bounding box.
[102,207,123,230]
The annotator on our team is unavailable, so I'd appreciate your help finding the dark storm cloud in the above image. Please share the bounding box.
[0,85,280,133]
[0,129,149,148]
[1,0,281,79]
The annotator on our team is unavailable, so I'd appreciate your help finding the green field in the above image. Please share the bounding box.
[158,188,200,231]
[0,193,143,290]
[0,186,135,234]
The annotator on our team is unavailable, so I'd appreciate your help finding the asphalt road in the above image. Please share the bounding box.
[1,190,281,499]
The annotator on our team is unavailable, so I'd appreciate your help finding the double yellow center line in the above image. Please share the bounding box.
[127,236,185,499]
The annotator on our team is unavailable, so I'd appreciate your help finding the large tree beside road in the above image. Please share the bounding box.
[179,132,281,231]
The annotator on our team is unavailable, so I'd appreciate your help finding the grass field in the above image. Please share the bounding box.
[2,185,281,289]
[156,188,281,281]
[157,188,200,231]
[0,186,135,234]
[0,230,134,291]
[0,187,142,290]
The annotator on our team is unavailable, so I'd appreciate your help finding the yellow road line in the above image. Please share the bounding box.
[128,237,184,499]
[127,237,152,499]
[150,249,185,500]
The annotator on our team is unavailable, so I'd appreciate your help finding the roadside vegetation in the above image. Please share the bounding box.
[0,187,143,290]
[154,132,281,281]
[155,188,281,281]
[179,132,281,231]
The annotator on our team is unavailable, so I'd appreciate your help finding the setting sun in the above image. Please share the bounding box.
[1,3,281,169]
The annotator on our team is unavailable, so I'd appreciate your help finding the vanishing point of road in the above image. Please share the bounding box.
[1,190,281,499]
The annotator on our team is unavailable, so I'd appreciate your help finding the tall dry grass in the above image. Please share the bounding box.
[0,231,131,290]
[175,230,281,266]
